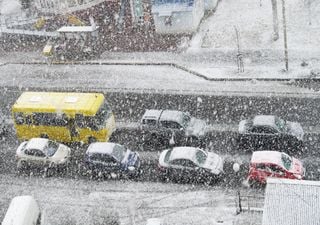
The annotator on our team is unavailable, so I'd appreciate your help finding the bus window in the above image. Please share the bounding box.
[33,113,68,126]
[14,112,25,125]
[25,115,33,125]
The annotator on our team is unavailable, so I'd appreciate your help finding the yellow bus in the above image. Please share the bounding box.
[12,92,116,144]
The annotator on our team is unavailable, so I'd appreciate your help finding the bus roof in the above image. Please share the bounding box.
[12,92,105,116]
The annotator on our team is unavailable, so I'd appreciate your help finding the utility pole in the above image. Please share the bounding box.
[281,0,289,71]
[271,0,279,41]
[234,26,244,73]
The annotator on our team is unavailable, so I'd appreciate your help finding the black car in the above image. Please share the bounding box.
[238,115,304,152]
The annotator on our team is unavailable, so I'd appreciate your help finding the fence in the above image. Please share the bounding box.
[235,190,264,214]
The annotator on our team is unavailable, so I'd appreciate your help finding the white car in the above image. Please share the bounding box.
[158,147,224,184]
[16,138,71,172]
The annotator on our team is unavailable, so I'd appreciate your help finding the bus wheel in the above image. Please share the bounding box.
[88,137,97,144]
[40,134,49,139]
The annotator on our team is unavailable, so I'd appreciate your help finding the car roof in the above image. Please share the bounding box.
[25,138,49,150]
[86,142,117,155]
[160,110,185,122]
[251,151,283,165]
[142,109,162,120]
[252,115,276,127]
[169,147,198,162]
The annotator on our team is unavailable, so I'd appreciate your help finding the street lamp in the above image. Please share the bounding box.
[281,0,289,71]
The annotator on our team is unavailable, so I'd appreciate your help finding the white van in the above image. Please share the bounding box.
[2,196,43,225]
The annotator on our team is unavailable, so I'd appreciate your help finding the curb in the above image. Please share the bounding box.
[4,60,320,82]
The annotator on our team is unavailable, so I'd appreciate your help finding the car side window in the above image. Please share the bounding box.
[256,164,267,171]
[142,119,157,126]
[160,121,182,129]
[183,160,197,168]
[267,165,284,174]
[25,149,46,157]
[170,159,184,166]
[170,159,196,168]
[250,126,278,134]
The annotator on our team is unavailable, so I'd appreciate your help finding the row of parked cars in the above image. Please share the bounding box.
[15,136,305,187]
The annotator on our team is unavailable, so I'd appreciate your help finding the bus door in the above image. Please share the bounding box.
[68,117,80,141]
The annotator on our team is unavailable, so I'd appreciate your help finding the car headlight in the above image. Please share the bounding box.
[128,166,135,171]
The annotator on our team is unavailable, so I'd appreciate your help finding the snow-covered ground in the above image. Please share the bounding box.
[0,174,263,225]
[0,63,318,97]
[192,0,320,52]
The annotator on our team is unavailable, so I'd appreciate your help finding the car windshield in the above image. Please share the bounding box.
[45,140,59,157]
[182,113,191,128]
[195,149,207,165]
[281,153,293,170]
[111,145,126,161]
[275,117,286,132]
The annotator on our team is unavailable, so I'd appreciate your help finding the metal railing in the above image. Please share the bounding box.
[235,190,265,214]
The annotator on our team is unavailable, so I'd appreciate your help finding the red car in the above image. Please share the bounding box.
[247,150,305,186]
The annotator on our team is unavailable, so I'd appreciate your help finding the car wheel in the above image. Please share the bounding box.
[17,161,28,174]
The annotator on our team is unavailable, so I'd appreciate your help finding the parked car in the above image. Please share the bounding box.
[84,142,140,178]
[238,115,304,152]
[16,138,71,174]
[2,195,44,225]
[140,109,207,148]
[247,150,305,187]
[158,147,224,184]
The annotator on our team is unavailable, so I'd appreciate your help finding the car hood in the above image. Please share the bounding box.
[286,121,304,141]
[289,157,304,177]
[202,152,223,175]
[16,141,27,156]
[186,118,207,137]
[159,149,169,167]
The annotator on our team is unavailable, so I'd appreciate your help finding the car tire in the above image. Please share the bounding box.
[187,136,199,147]
[17,161,28,174]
